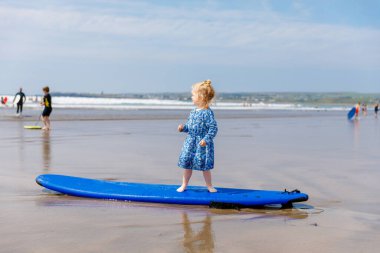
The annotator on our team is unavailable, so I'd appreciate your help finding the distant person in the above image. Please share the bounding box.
[375,103,379,118]
[355,102,360,120]
[13,88,26,115]
[362,103,367,116]
[0,96,7,106]
[177,80,218,193]
[355,102,360,119]
[40,86,53,131]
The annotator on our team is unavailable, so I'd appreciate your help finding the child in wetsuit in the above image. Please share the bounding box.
[177,80,218,193]
[40,86,52,130]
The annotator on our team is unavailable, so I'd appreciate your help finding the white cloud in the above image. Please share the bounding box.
[0,2,379,69]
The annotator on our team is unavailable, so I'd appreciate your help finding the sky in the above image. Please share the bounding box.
[0,0,379,94]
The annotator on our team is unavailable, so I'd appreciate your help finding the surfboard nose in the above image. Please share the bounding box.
[35,175,43,186]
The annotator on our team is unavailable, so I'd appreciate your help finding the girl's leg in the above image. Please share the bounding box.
[177,169,192,192]
[203,170,217,193]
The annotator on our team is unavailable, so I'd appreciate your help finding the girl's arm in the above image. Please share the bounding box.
[182,116,191,133]
[181,110,194,133]
[203,111,218,144]
[182,123,189,133]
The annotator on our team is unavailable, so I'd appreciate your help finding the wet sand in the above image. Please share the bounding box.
[1,107,379,252]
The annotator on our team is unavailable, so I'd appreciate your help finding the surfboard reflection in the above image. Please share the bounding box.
[42,131,51,171]
[182,212,214,253]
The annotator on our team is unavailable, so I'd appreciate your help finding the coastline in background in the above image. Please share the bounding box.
[1,92,379,111]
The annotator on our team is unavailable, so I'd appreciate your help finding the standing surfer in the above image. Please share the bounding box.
[375,103,379,118]
[40,86,53,131]
[13,88,26,115]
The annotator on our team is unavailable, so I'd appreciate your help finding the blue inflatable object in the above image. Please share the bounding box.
[347,107,356,120]
[36,174,308,207]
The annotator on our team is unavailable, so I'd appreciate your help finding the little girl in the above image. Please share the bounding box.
[177,80,218,193]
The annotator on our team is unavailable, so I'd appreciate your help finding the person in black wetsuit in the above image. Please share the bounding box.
[375,103,379,118]
[40,86,53,130]
[13,88,26,115]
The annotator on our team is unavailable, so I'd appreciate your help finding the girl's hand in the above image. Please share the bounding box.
[178,124,184,132]
[199,139,206,147]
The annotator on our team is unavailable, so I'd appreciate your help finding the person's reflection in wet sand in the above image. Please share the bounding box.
[42,131,51,171]
[17,120,26,170]
[182,212,214,253]
[17,120,25,140]
[353,118,360,146]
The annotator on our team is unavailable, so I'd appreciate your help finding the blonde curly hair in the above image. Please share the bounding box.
[192,80,215,106]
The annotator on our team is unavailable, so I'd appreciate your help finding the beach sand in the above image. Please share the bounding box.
[0,107,379,253]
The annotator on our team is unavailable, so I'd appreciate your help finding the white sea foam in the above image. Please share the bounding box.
[0,95,352,111]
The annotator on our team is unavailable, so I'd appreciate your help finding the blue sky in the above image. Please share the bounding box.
[0,0,379,94]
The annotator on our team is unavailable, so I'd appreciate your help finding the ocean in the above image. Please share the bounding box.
[0,94,358,111]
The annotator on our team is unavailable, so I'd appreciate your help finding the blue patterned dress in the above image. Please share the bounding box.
[178,108,218,171]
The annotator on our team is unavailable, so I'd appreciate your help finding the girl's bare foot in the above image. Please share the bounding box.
[208,186,217,193]
[176,185,187,192]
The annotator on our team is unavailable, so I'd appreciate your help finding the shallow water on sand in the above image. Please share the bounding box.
[0,108,379,252]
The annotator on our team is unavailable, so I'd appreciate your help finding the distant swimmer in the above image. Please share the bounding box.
[375,103,379,118]
[13,88,26,115]
[40,86,53,131]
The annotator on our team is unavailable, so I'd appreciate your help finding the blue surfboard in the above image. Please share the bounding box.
[347,107,356,120]
[36,174,308,207]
